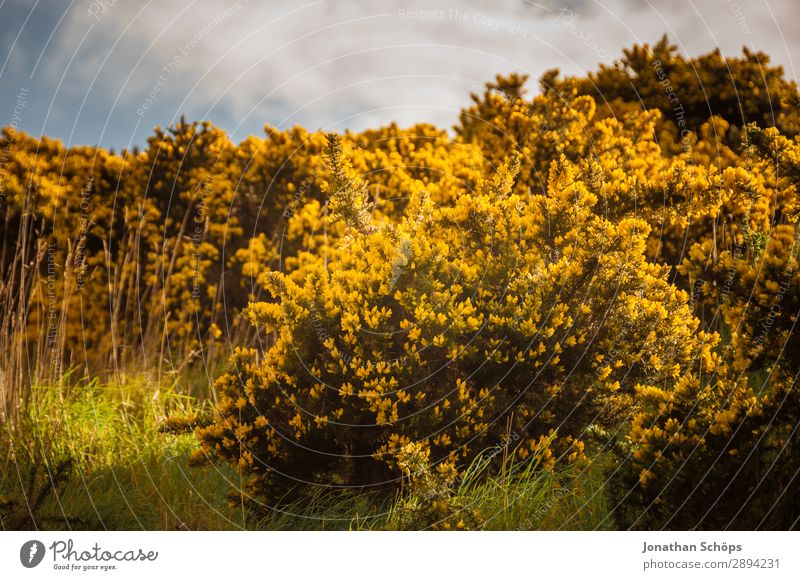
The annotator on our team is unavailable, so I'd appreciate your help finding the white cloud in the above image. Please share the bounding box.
[45,0,800,142]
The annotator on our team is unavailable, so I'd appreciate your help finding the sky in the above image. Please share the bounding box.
[0,0,798,150]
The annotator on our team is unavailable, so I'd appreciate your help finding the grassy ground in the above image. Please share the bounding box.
[0,376,612,530]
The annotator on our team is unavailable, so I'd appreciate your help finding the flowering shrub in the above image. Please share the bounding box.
[191,47,800,523]
[679,126,800,374]
[611,370,799,529]
[541,35,800,137]
[195,132,718,496]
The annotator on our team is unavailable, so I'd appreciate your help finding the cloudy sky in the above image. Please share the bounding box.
[0,0,797,149]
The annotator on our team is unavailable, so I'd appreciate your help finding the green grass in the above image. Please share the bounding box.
[0,376,612,530]
[1,376,244,530]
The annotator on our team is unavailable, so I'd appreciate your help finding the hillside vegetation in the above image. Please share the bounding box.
[2,37,799,530]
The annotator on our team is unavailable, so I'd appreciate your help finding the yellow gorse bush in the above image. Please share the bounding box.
[613,368,799,529]
[195,129,719,494]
